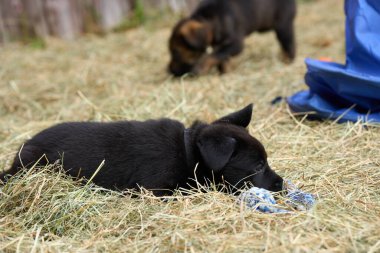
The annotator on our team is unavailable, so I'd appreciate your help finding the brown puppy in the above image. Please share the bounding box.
[168,0,297,76]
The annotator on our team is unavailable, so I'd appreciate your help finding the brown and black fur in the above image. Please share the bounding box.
[0,104,283,196]
[168,0,297,76]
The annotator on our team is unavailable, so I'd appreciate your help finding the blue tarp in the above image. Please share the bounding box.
[287,0,380,123]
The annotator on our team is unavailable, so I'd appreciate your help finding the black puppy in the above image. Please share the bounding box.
[1,104,283,196]
[169,0,296,76]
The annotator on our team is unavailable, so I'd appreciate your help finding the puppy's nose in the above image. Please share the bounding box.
[271,178,284,192]
[169,62,184,76]
[275,181,283,191]
[168,63,179,76]
[169,61,194,77]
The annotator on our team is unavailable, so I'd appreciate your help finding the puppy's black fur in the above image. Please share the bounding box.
[1,104,283,196]
[169,0,297,76]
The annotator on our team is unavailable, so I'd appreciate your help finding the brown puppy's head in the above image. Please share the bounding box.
[195,104,283,192]
[168,19,212,76]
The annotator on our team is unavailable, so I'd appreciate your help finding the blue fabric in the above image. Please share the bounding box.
[287,0,380,123]
[238,181,316,213]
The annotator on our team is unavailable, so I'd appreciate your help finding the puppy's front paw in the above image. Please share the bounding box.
[192,55,219,75]
[217,60,232,74]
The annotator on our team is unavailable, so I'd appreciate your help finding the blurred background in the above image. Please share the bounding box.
[0,0,201,44]
[0,0,345,128]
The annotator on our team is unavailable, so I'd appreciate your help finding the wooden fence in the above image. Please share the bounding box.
[0,0,201,43]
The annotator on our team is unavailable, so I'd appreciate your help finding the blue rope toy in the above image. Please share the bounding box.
[238,181,316,213]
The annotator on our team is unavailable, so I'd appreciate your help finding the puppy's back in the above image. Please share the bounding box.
[3,119,187,191]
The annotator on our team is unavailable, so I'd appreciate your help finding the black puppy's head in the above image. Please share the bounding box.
[168,18,211,76]
[195,104,283,192]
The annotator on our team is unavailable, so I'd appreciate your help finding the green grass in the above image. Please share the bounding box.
[0,0,379,252]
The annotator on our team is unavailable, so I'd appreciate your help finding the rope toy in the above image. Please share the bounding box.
[238,180,316,213]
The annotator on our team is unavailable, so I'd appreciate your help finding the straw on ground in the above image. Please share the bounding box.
[0,0,379,252]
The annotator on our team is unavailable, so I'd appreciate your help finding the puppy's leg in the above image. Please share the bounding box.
[193,39,243,75]
[192,55,219,75]
[217,59,232,74]
[275,22,296,63]
[0,145,47,182]
[213,39,243,74]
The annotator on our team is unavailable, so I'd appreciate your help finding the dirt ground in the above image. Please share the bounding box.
[0,0,379,252]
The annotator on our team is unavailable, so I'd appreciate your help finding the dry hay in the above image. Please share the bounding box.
[0,0,379,252]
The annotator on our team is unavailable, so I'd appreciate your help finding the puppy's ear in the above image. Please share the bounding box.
[214,104,253,128]
[179,20,211,50]
[197,136,236,172]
